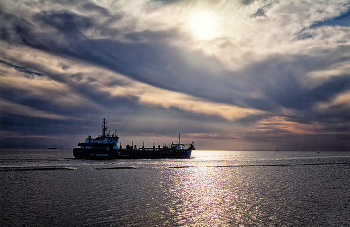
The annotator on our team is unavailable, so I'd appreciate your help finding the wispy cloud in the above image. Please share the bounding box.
[0,98,67,120]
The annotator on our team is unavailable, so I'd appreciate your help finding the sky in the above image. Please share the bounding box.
[0,0,350,151]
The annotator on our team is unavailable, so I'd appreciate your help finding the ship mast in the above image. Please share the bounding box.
[178,133,181,144]
[102,118,108,137]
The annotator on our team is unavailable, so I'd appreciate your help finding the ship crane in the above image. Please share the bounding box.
[102,118,108,137]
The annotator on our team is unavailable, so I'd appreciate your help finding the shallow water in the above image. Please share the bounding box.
[1,149,349,226]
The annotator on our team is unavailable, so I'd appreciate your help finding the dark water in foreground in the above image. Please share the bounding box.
[1,149,349,226]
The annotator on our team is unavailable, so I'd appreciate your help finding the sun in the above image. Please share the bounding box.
[188,11,219,40]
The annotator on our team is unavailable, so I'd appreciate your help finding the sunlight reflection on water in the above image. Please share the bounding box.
[160,165,242,226]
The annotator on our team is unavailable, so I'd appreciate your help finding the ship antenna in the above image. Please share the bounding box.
[102,118,108,137]
[178,133,180,144]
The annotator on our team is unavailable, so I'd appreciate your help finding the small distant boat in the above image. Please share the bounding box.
[73,118,195,160]
[47,147,57,149]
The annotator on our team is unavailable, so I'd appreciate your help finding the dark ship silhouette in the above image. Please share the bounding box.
[73,118,195,159]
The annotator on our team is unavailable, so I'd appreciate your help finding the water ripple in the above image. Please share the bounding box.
[0,166,76,171]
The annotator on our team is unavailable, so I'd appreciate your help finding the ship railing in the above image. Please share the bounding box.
[171,143,194,148]
[137,147,165,151]
[77,142,117,147]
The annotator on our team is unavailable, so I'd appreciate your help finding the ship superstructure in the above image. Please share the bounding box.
[73,118,120,159]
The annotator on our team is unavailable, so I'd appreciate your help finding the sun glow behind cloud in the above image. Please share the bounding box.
[188,11,219,40]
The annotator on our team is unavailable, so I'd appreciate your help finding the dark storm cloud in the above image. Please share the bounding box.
[0,5,120,46]
[226,44,350,138]
[245,59,350,111]
[33,10,94,34]
[0,11,46,48]
[66,39,232,98]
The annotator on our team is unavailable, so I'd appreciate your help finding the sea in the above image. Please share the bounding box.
[0,149,349,227]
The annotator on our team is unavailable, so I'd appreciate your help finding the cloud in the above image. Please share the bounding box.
[33,10,94,35]
[251,8,266,18]
[0,37,261,126]
[253,116,324,135]
[0,59,44,76]
[0,60,97,113]
[0,0,349,150]
[81,2,111,15]
[0,98,67,120]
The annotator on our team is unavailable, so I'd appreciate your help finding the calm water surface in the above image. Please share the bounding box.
[1,149,349,226]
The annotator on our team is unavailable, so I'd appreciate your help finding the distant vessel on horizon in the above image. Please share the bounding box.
[73,118,195,159]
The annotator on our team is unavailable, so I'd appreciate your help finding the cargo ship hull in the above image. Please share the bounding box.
[73,147,192,159]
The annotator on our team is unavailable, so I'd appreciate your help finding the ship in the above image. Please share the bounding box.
[73,118,195,159]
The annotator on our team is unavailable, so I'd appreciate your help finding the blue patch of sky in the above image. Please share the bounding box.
[310,7,350,29]
[298,7,350,40]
